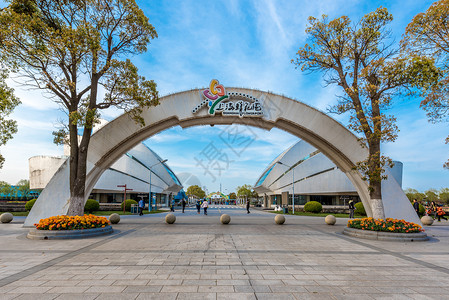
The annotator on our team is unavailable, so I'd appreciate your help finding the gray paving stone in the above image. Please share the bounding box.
[84,286,126,293]
[7,287,52,294]
[46,286,90,293]
[0,294,21,300]
[177,292,217,300]
[1,211,449,299]
[135,292,177,300]
[77,279,115,286]
[369,294,416,300]
[182,279,217,286]
[53,294,99,300]
[122,286,162,293]
[112,279,149,286]
[8,294,59,300]
[95,293,139,300]
[255,292,296,300]
[217,293,256,300]
[160,285,198,292]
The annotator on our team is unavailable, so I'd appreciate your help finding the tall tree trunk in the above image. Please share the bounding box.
[369,141,385,219]
[67,78,98,216]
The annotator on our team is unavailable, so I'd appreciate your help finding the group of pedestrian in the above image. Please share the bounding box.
[195,199,209,215]
[414,199,448,222]
[139,197,253,216]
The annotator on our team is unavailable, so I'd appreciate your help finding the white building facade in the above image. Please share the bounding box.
[29,143,182,208]
[254,140,403,208]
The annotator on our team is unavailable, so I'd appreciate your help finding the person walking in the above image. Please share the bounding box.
[202,199,208,215]
[196,200,201,214]
[181,198,186,213]
[348,200,355,219]
[138,198,144,216]
[436,206,448,222]
[413,199,420,216]
[171,199,175,212]
[431,201,437,219]
[246,199,250,214]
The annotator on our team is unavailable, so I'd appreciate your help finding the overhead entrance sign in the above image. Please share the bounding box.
[192,79,263,117]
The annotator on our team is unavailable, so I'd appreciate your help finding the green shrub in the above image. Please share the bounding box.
[304,201,322,213]
[354,202,366,216]
[419,204,425,216]
[84,199,100,213]
[121,199,138,212]
[25,199,37,211]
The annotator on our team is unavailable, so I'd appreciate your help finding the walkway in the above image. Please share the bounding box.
[1,206,449,299]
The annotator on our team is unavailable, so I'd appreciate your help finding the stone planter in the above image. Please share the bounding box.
[165,213,176,224]
[275,214,285,225]
[27,225,113,240]
[343,227,428,242]
[421,216,434,226]
[325,215,336,225]
[220,214,231,224]
[109,213,120,224]
[0,212,13,223]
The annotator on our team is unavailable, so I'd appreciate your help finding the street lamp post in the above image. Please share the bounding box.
[148,159,168,212]
[276,161,295,214]
[117,184,133,213]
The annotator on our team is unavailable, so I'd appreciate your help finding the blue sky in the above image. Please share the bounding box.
[0,0,447,194]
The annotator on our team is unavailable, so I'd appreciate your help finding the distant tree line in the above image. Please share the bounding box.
[404,188,449,204]
[0,180,39,201]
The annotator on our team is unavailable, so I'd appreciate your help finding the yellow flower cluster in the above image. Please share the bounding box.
[347,217,424,233]
[34,214,109,231]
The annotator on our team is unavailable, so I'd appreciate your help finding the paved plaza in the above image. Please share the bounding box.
[1,206,449,300]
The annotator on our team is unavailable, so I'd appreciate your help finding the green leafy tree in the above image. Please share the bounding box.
[0,0,159,215]
[425,189,439,202]
[237,184,256,199]
[404,188,425,202]
[292,7,438,219]
[16,179,30,199]
[186,185,206,199]
[228,192,236,199]
[0,69,20,168]
[439,188,449,204]
[402,0,449,169]
[0,181,12,199]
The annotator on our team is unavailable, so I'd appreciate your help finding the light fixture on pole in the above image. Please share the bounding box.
[148,159,168,212]
[276,161,295,214]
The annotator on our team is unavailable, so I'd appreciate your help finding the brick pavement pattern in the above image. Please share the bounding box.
[1,205,449,299]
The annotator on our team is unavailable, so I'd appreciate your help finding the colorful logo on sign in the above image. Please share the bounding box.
[192,79,263,117]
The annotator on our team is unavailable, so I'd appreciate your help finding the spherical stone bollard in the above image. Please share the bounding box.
[220,214,231,224]
[0,213,13,223]
[421,216,434,226]
[165,213,176,224]
[275,214,285,225]
[109,213,120,224]
[325,215,336,225]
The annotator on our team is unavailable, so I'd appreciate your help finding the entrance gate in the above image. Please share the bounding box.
[24,83,419,226]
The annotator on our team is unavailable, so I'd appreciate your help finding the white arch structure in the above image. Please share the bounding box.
[24,87,419,226]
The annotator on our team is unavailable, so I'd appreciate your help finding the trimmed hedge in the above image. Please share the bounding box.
[355,202,366,216]
[25,199,37,211]
[304,201,322,213]
[84,199,100,213]
[121,199,138,212]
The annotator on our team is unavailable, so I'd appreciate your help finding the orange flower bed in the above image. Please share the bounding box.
[348,217,424,233]
[34,214,109,230]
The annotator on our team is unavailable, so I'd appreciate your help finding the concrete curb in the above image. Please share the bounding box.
[343,227,428,242]
[27,225,113,240]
